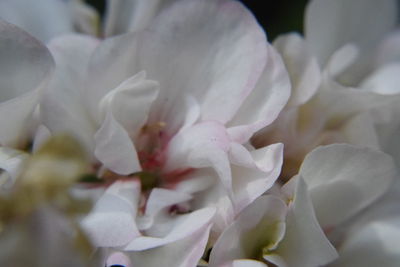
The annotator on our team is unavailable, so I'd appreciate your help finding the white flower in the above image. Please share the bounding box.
[40,0,290,265]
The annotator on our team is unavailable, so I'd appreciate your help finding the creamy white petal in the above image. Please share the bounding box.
[300,144,396,227]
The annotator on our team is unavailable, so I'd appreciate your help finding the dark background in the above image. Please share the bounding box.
[85,0,309,41]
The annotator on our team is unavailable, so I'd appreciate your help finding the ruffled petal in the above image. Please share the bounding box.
[94,112,141,175]
[99,71,159,138]
[227,43,290,143]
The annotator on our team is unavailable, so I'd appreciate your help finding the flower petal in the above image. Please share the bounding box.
[276,176,338,267]
[227,43,290,143]
[305,0,397,66]
[124,221,213,267]
[229,143,283,214]
[82,180,141,247]
[299,144,396,227]
[138,0,267,124]
[104,0,176,36]
[124,207,215,250]
[99,71,159,138]
[41,34,99,152]
[94,112,141,175]
[209,195,287,267]
[0,0,74,42]
[273,33,320,107]
[330,217,400,267]
[0,20,54,148]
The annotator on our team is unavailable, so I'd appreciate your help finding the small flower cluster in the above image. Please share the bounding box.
[0,0,399,266]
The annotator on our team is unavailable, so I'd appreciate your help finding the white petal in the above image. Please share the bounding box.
[276,176,338,267]
[0,147,28,189]
[94,112,141,175]
[124,207,215,250]
[209,195,287,267]
[273,33,320,107]
[300,144,396,227]
[138,0,267,124]
[82,180,141,247]
[305,0,397,66]
[330,218,400,267]
[42,34,99,152]
[0,0,74,42]
[99,71,159,138]
[145,188,192,217]
[124,222,213,267]
[164,122,232,195]
[229,143,283,214]
[227,43,290,143]
[361,63,400,95]
[0,20,54,148]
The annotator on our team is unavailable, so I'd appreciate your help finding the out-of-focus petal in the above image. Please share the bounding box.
[0,147,28,189]
[0,0,74,42]
[300,144,396,227]
[0,20,54,148]
[104,0,176,36]
[361,63,400,95]
[42,34,99,152]
[273,33,320,107]
[330,217,400,267]
[305,0,397,66]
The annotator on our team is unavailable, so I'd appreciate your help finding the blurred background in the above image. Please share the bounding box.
[85,0,309,41]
